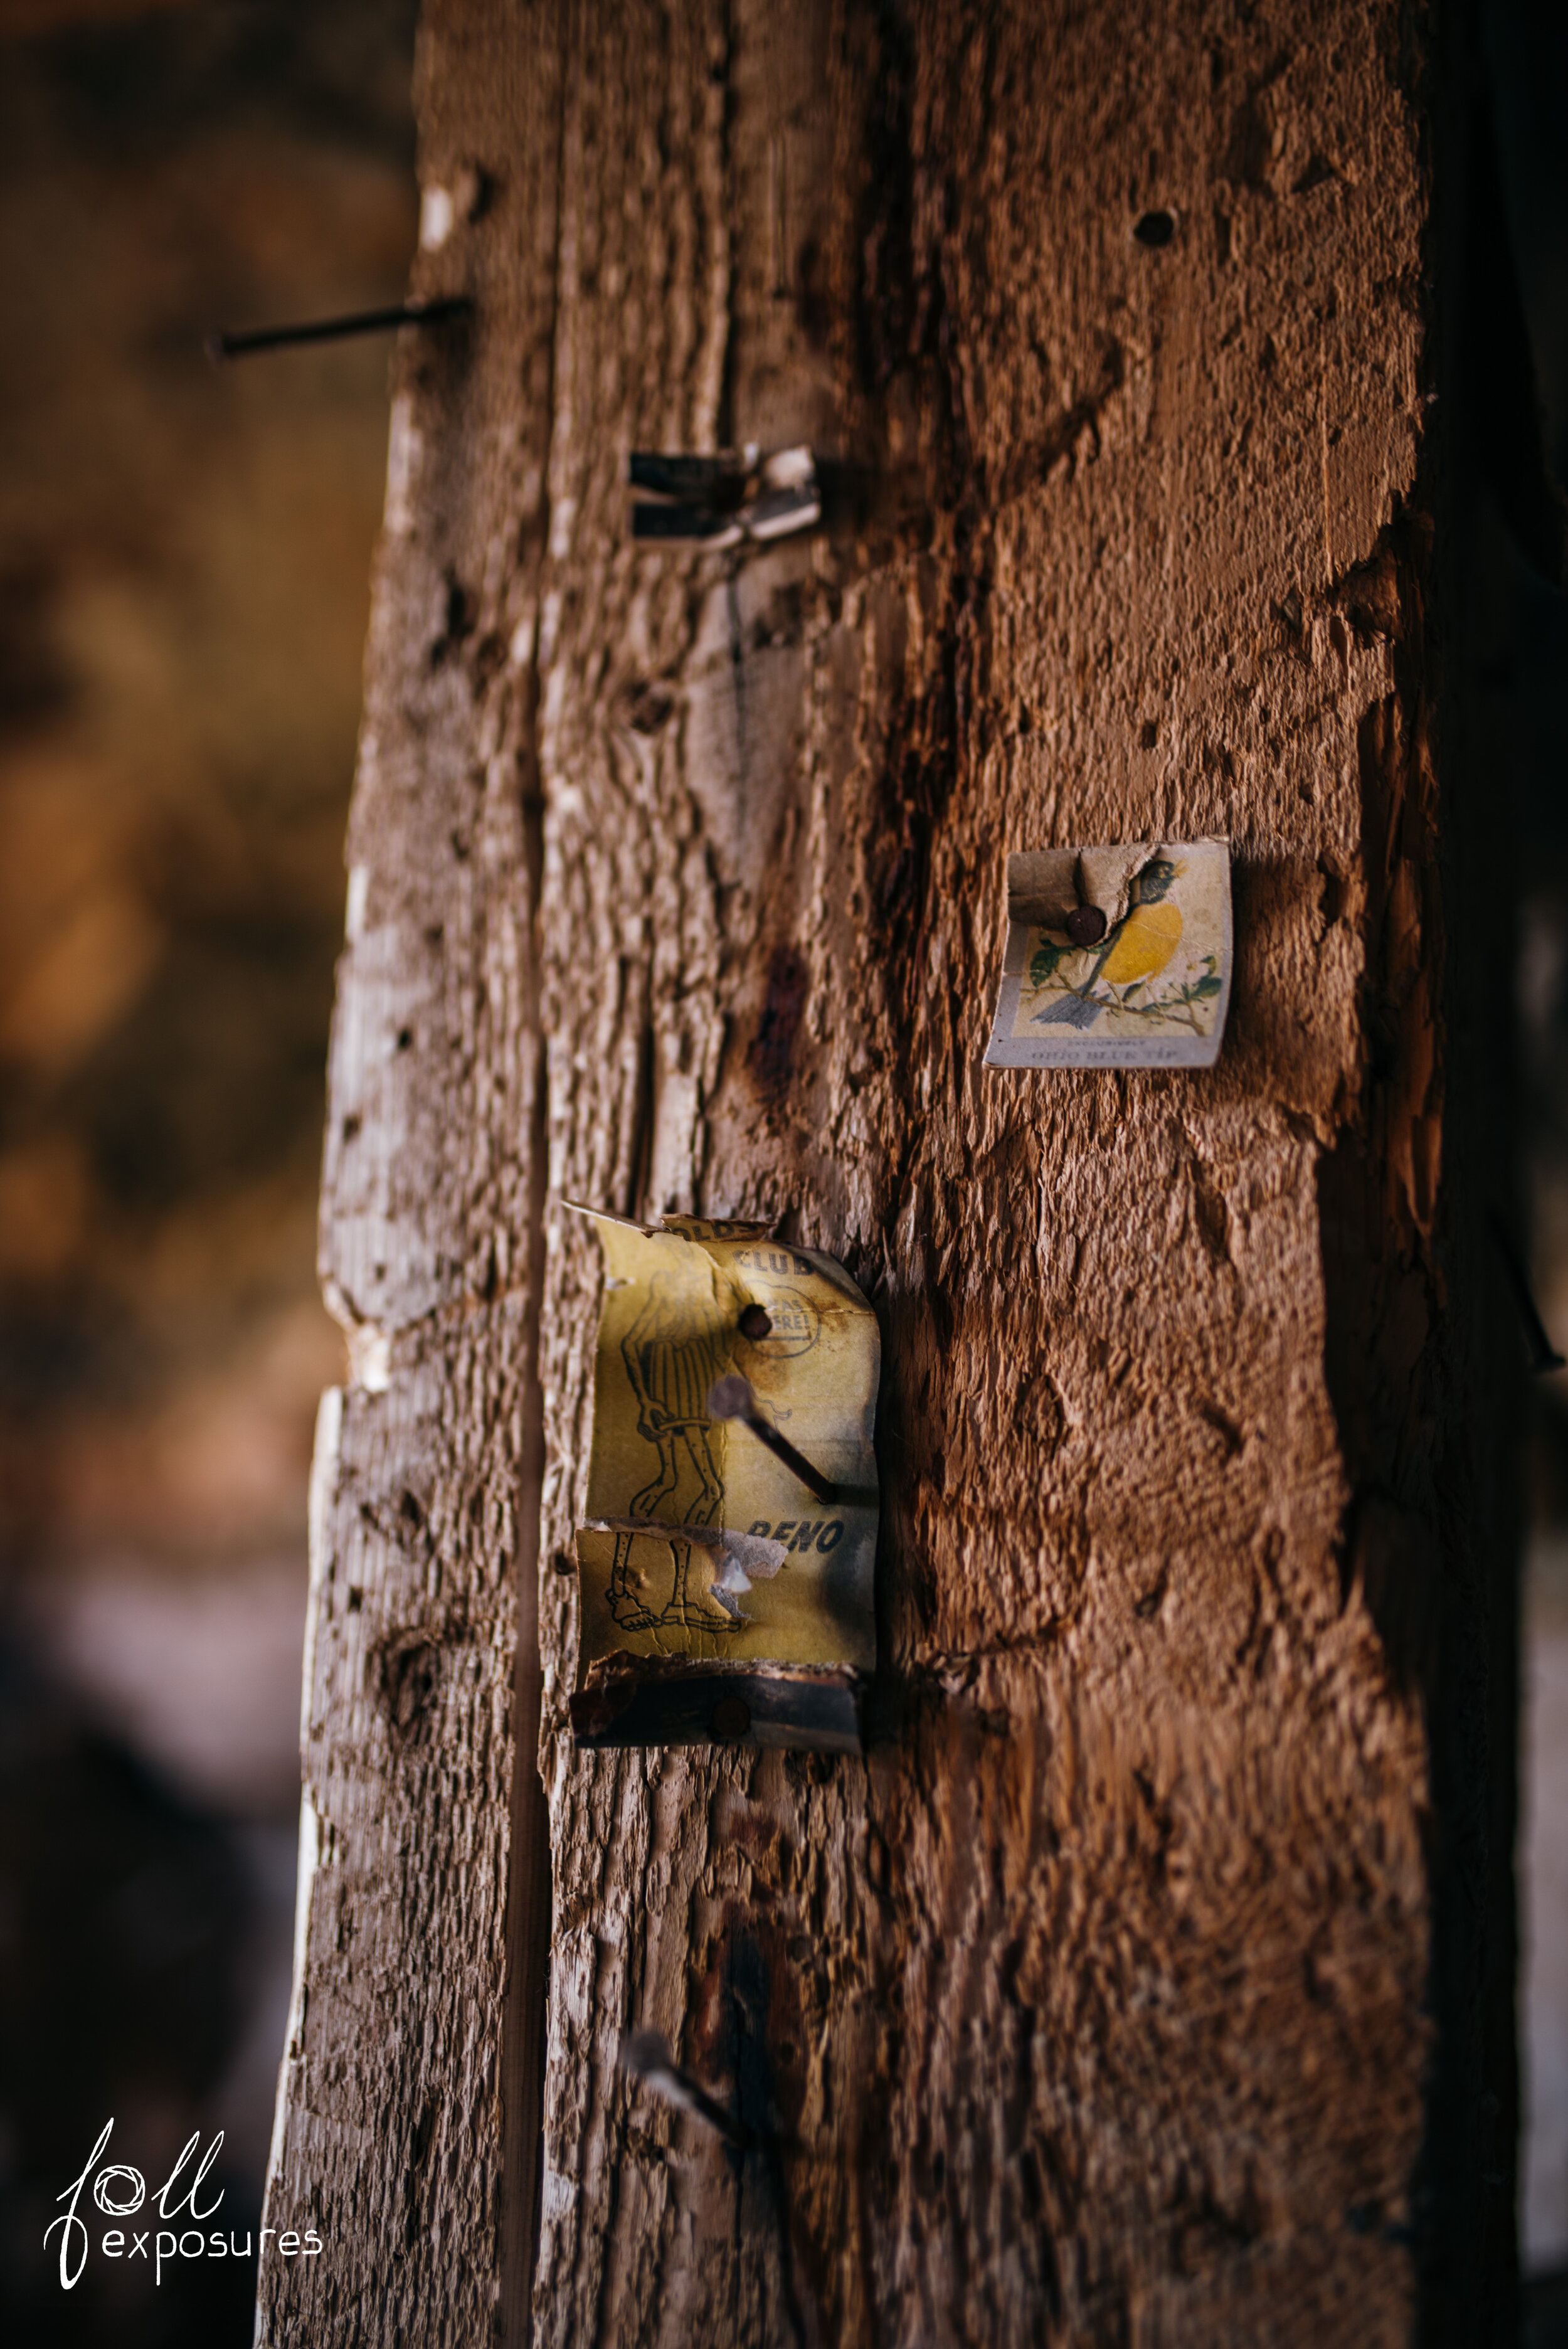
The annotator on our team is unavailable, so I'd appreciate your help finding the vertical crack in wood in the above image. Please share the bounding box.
[499,796,554,2346]
[500,12,573,2340]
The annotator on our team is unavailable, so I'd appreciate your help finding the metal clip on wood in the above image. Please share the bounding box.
[628,447,820,548]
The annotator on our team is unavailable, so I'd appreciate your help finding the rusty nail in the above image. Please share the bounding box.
[621,2030,753,2148]
[738,1304,773,1341]
[706,1374,838,1504]
[205,295,473,362]
[1066,904,1107,946]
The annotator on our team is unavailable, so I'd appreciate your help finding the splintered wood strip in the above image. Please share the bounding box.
[263,2,1520,2343]
[257,3,564,2340]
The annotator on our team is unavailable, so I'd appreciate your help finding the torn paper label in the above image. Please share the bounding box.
[568,1208,879,1683]
[577,1520,789,1626]
[985,839,1232,1069]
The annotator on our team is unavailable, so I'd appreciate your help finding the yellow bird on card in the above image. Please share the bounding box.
[1099,898,1184,986]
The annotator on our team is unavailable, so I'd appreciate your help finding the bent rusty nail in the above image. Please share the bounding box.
[205,296,473,362]
[706,1374,838,1504]
[621,2030,753,2149]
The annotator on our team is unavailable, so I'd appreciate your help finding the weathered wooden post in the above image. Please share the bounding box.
[259,4,1520,2341]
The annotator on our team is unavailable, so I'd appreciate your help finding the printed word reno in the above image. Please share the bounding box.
[745,1516,845,1552]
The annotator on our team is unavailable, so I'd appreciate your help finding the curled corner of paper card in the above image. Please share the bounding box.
[658,1213,776,1244]
[559,1199,778,1248]
[1076,843,1151,929]
[1007,842,1157,933]
[1005,847,1078,931]
[1009,836,1159,925]
[559,1197,665,1238]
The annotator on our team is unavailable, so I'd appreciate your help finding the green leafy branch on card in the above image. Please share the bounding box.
[1027,948,1222,1036]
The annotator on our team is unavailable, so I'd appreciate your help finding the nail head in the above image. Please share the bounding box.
[707,1373,753,1420]
[1066,904,1107,946]
[711,1695,752,1741]
[738,1305,772,1340]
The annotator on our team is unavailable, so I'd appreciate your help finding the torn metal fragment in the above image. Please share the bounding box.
[630,445,820,549]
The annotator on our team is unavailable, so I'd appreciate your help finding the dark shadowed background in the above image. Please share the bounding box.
[0,2,415,2338]
[1483,5,1568,2336]
[0,2,1564,2344]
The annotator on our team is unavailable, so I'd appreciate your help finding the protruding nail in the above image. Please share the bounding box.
[707,1374,838,1504]
[205,295,474,362]
[1066,904,1107,946]
[621,2030,752,2148]
[738,1304,773,1341]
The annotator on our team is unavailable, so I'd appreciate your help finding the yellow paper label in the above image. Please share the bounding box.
[573,1214,879,1673]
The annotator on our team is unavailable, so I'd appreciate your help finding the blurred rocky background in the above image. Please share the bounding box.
[0,1,1565,2345]
[0,1,415,2339]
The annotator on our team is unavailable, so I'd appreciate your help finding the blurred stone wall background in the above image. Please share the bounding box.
[0,1,1563,2345]
[0,2,415,2340]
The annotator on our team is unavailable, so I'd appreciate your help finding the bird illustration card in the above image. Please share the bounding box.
[985,839,1232,1069]
[561,1206,879,1751]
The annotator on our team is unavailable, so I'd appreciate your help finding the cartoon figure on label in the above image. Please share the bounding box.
[608,1273,738,1632]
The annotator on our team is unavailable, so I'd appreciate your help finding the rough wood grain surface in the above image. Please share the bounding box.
[261,3,1519,2343]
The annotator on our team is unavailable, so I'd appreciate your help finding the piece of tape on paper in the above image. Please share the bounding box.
[985,839,1232,1069]
[564,1207,879,1751]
